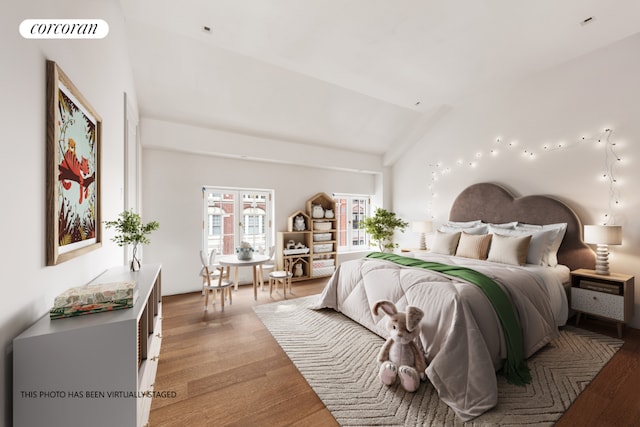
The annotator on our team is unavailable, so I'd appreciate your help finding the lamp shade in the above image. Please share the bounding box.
[412,221,433,233]
[583,225,622,245]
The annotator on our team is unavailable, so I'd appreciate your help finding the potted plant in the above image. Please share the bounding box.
[361,208,409,252]
[105,210,159,271]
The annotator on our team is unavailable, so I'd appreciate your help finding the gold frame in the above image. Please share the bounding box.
[46,60,102,265]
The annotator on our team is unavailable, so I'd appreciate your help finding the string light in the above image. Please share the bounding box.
[426,128,623,220]
[601,128,622,223]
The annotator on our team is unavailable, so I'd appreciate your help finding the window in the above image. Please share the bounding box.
[208,207,223,236]
[202,187,273,257]
[334,194,371,251]
[243,206,266,240]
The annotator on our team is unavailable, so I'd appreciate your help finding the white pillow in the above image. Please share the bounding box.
[455,232,492,260]
[485,221,518,229]
[542,223,567,266]
[445,220,482,228]
[516,222,567,266]
[439,224,489,235]
[489,225,559,265]
[431,231,461,255]
[487,234,532,266]
[516,223,542,229]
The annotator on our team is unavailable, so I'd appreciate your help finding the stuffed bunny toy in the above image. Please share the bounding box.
[372,300,427,392]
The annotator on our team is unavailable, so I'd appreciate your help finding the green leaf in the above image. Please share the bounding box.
[360,208,408,252]
[104,210,159,247]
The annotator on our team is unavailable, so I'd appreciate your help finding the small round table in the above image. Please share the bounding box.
[217,254,271,301]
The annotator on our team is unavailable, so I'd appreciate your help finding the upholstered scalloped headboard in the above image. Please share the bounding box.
[449,182,595,271]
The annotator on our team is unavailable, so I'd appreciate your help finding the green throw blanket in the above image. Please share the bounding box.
[367,252,531,385]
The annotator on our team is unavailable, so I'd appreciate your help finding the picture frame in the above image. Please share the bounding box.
[46,60,102,265]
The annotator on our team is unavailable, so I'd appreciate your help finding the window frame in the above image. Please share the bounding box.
[333,193,371,252]
[202,186,273,257]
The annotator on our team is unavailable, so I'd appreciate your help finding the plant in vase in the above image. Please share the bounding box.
[236,241,254,260]
[361,208,409,252]
[105,210,159,271]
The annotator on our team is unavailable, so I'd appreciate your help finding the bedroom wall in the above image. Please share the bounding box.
[140,120,380,295]
[0,1,136,425]
[392,33,640,328]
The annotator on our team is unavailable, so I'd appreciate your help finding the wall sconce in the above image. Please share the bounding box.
[583,225,622,275]
[412,221,433,250]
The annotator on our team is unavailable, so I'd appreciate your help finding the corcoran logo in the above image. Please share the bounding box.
[19,19,109,39]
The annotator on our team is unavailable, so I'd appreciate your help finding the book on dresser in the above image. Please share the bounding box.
[577,279,621,295]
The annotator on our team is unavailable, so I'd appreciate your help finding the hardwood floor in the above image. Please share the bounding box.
[150,280,640,427]
[149,279,338,427]
[555,317,640,427]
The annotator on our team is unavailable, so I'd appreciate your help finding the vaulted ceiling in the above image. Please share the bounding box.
[121,0,640,160]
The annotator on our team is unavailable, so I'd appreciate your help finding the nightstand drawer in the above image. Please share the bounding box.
[571,287,624,321]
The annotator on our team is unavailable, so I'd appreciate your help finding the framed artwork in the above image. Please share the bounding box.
[46,60,102,265]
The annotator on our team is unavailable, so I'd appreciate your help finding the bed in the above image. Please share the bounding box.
[313,182,595,421]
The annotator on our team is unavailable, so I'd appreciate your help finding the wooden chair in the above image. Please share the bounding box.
[269,258,293,299]
[200,250,233,311]
[258,246,276,291]
[200,249,220,295]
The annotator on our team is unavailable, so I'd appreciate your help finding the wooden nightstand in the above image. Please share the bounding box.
[570,268,634,338]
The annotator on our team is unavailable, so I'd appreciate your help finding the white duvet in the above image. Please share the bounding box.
[313,253,568,421]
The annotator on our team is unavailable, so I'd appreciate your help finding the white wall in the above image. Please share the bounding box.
[0,1,136,424]
[141,123,379,295]
[142,118,383,174]
[393,33,640,327]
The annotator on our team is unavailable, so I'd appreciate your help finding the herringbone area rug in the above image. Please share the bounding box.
[254,295,623,426]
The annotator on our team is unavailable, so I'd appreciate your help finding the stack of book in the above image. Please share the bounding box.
[50,281,138,319]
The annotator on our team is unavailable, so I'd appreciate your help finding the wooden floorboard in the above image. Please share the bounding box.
[150,279,640,426]
[150,279,338,427]
[555,317,640,427]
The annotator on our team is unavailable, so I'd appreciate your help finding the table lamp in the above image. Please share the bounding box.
[412,221,433,250]
[583,225,622,275]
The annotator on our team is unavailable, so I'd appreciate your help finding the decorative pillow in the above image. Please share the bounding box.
[487,234,532,266]
[490,226,558,265]
[439,224,489,235]
[455,232,492,260]
[430,231,461,255]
